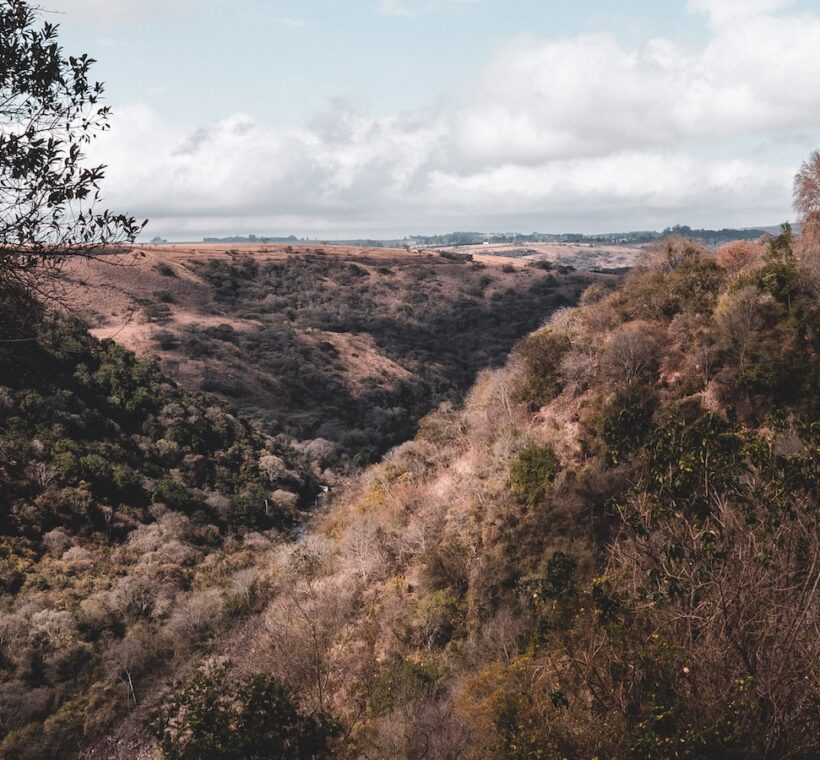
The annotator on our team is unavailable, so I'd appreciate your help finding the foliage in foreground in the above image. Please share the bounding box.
[155,659,339,760]
[0,0,143,296]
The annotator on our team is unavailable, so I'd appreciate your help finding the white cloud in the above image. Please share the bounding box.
[447,7,820,169]
[90,0,819,237]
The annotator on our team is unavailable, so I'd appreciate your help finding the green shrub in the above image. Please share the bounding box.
[370,658,439,714]
[411,590,464,647]
[155,661,338,760]
[601,389,657,464]
[510,444,560,505]
[513,330,571,409]
[153,477,203,514]
[643,413,743,518]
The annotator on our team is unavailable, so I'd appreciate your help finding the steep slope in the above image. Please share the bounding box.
[192,232,817,759]
[65,244,612,465]
[0,297,318,758]
[5,231,817,759]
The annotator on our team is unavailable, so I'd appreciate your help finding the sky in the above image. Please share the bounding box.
[43,0,820,240]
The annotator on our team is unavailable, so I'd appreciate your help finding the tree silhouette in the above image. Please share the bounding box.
[0,0,144,297]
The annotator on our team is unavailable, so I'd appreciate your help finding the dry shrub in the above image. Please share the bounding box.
[360,695,469,760]
[106,564,187,622]
[76,595,114,635]
[262,574,360,715]
[579,283,608,306]
[103,626,159,705]
[600,322,661,388]
[0,680,52,734]
[560,342,599,394]
[165,589,224,644]
[616,238,724,320]
[715,240,766,276]
[41,529,71,557]
[462,366,523,453]
[0,613,28,654]
[795,213,820,296]
[258,454,287,484]
[647,235,710,269]
[467,606,524,665]
[580,296,620,334]
[61,545,93,567]
[601,496,820,756]
[336,513,391,584]
[271,488,299,511]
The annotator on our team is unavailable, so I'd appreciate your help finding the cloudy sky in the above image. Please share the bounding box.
[47,0,820,240]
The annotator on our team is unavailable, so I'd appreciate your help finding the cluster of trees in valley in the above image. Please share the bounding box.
[161,251,604,466]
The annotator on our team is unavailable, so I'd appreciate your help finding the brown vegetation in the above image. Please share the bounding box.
[65,244,612,466]
[84,225,811,759]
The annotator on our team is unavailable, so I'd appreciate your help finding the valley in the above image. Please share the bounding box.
[1,3,818,757]
[65,244,615,467]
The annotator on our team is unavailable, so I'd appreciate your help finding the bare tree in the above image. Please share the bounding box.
[792,152,820,295]
[794,150,820,222]
[600,323,659,387]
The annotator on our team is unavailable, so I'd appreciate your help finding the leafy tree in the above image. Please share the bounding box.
[510,443,559,505]
[155,660,338,760]
[0,0,143,297]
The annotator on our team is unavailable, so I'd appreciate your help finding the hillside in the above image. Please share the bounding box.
[64,244,612,466]
[117,231,815,759]
[1,231,817,759]
[215,231,817,759]
[0,296,322,757]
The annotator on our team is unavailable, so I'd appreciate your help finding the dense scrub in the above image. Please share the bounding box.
[0,295,319,757]
[130,250,606,465]
[4,231,818,758]
[207,232,818,759]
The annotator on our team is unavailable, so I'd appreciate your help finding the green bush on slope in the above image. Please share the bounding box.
[155,660,339,760]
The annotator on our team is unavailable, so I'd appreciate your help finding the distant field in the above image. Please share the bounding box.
[65,243,617,464]
[434,241,646,270]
